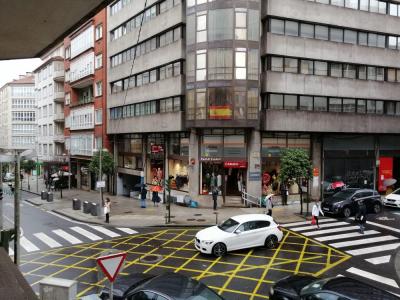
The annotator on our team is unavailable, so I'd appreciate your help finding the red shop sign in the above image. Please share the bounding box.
[224,161,248,169]
[151,145,164,153]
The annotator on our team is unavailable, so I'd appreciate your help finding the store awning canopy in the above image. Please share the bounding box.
[0,0,112,60]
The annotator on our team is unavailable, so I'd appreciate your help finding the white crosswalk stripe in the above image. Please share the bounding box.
[365,255,391,265]
[116,228,138,235]
[330,235,398,248]
[90,226,121,238]
[291,221,349,232]
[20,236,40,252]
[283,218,336,227]
[53,229,82,245]
[34,232,62,248]
[316,230,379,242]
[347,267,399,288]
[302,225,360,236]
[70,226,102,241]
[346,243,400,256]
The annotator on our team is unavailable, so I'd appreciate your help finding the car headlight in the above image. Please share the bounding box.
[269,286,274,296]
[202,240,214,245]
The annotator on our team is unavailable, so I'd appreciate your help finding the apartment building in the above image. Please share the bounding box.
[0,74,36,152]
[64,9,109,191]
[34,44,66,173]
[107,0,400,204]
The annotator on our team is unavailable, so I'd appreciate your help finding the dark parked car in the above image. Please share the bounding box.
[321,188,382,218]
[99,272,224,300]
[269,275,399,300]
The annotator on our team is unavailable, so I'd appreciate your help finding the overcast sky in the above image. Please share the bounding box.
[0,58,42,88]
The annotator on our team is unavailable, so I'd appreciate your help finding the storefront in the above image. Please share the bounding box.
[261,133,311,195]
[378,136,400,192]
[168,133,189,192]
[146,134,165,185]
[200,129,247,197]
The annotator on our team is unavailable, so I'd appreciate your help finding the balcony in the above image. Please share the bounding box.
[54,91,65,103]
[53,69,65,82]
[70,98,94,108]
[54,135,65,143]
[54,112,65,122]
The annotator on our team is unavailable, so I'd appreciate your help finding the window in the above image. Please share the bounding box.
[329,98,342,112]
[284,58,298,73]
[196,89,207,119]
[343,64,356,78]
[357,99,366,113]
[376,100,384,114]
[208,48,233,80]
[285,20,299,36]
[330,28,343,42]
[315,25,329,40]
[95,109,102,124]
[390,3,398,16]
[284,95,297,110]
[95,81,103,97]
[197,13,207,43]
[367,66,376,80]
[345,0,358,9]
[314,97,328,111]
[367,100,376,113]
[95,24,103,40]
[360,0,369,11]
[343,98,356,113]
[358,32,368,46]
[196,50,207,81]
[344,29,357,44]
[235,49,247,79]
[388,68,396,82]
[358,65,367,80]
[271,57,284,72]
[235,10,247,40]
[330,63,342,77]
[95,54,103,68]
[269,94,283,109]
[299,96,313,111]
[314,61,328,76]
[300,23,314,38]
[270,19,284,35]
[389,36,397,49]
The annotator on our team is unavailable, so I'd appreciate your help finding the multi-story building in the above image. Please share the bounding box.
[34,43,66,173]
[64,9,109,191]
[0,74,36,152]
[107,0,400,204]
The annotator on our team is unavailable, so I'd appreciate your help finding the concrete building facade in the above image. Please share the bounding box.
[64,8,110,191]
[107,0,400,204]
[0,74,36,151]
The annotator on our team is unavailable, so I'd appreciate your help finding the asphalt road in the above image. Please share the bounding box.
[3,189,400,299]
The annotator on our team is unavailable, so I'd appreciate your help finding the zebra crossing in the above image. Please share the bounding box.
[284,218,400,289]
[11,225,138,254]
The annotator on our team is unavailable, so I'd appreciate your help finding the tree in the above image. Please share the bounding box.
[89,150,115,178]
[279,148,312,215]
[21,160,35,190]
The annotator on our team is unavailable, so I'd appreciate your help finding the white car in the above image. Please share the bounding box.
[195,214,283,257]
[383,189,400,208]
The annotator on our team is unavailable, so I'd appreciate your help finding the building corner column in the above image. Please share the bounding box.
[311,135,322,201]
[188,129,199,200]
[246,130,262,200]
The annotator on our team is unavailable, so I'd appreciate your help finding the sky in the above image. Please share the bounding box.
[0,58,42,87]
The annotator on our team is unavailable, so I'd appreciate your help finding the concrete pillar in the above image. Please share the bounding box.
[188,129,199,199]
[246,130,262,199]
[113,136,118,195]
[142,135,147,184]
[311,135,322,201]
[164,133,169,184]
[76,161,81,189]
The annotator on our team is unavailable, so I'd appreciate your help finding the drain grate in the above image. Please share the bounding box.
[197,219,206,222]
[187,218,196,221]
[140,254,163,263]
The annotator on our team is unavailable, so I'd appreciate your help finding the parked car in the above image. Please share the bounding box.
[383,188,400,208]
[3,172,14,182]
[323,178,346,197]
[195,214,283,257]
[269,275,399,300]
[321,188,382,218]
[99,272,224,300]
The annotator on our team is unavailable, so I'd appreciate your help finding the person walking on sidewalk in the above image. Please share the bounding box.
[104,198,111,223]
[140,184,148,208]
[280,182,288,205]
[152,189,159,207]
[312,199,324,229]
[212,186,219,210]
[265,194,274,216]
[356,200,367,234]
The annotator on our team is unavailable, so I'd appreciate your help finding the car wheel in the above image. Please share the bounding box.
[265,235,278,249]
[343,207,352,218]
[373,203,382,214]
[212,243,227,257]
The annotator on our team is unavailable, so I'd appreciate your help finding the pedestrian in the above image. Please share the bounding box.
[140,184,147,208]
[280,182,288,205]
[312,199,324,229]
[265,194,274,216]
[356,200,367,234]
[212,186,219,210]
[152,189,159,207]
[104,198,111,223]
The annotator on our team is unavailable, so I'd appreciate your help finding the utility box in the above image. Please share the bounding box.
[39,277,77,300]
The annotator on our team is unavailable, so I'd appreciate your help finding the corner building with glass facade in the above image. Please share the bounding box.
[108,0,400,205]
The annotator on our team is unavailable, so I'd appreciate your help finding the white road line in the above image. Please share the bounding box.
[366,221,400,234]
[116,228,138,235]
[283,218,335,227]
[330,235,398,248]
[90,226,120,238]
[346,243,400,256]
[291,221,349,232]
[302,226,361,236]
[45,210,87,225]
[316,230,379,242]
[34,233,62,248]
[347,267,399,288]
[70,227,101,241]
[20,236,40,252]
[365,255,391,265]
[53,229,82,245]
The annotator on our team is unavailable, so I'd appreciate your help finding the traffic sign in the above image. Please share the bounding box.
[96,252,127,282]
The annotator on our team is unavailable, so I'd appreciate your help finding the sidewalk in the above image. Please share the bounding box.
[22,187,309,227]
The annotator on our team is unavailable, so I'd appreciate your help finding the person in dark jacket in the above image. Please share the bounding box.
[152,189,159,207]
[140,185,147,208]
[356,200,367,234]
[280,182,288,205]
[212,186,219,210]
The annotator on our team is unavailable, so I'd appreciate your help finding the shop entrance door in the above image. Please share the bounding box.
[225,168,246,196]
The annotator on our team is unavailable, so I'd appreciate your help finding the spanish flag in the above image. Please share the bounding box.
[209,105,232,120]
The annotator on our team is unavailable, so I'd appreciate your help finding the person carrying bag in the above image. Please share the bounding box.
[311,199,324,229]
[104,198,111,223]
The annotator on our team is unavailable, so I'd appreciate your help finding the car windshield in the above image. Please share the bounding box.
[300,278,331,295]
[332,190,355,199]
[393,189,400,195]
[218,218,239,233]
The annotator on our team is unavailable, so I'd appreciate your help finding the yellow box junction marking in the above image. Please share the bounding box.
[20,228,350,299]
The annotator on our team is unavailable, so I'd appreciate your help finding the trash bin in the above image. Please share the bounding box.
[83,201,90,214]
[72,198,81,210]
[90,203,98,216]
[47,192,53,202]
[41,190,48,200]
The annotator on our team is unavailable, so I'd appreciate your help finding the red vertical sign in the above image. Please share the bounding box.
[378,157,393,192]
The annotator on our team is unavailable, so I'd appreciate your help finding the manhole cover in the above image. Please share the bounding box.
[194,214,202,216]
[140,254,163,263]
[197,219,206,222]
[187,218,196,221]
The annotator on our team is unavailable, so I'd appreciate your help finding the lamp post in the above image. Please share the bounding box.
[93,147,107,218]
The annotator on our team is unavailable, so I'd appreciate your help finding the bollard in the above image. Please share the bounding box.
[41,190,48,200]
[90,203,98,216]
[72,198,81,210]
[83,201,90,214]
[214,211,219,225]
[47,192,53,202]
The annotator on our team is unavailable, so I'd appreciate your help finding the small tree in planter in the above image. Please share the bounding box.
[21,160,36,190]
[279,148,312,215]
[89,150,115,202]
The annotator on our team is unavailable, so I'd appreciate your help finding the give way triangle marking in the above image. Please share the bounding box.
[96,252,127,282]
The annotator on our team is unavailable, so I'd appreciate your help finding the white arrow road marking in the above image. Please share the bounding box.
[347,267,399,288]
[330,235,398,248]
[20,236,40,252]
[365,255,391,265]
[53,229,82,245]
[34,233,62,248]
[70,226,101,241]
[116,228,138,235]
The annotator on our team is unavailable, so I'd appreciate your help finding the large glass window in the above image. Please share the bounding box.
[208,48,233,80]
[285,21,299,36]
[208,9,233,41]
[270,19,284,35]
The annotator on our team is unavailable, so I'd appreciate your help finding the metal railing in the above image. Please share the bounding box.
[241,188,262,208]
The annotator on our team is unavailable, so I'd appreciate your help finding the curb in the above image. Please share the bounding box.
[21,189,40,196]
[50,209,106,225]
[24,198,42,207]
